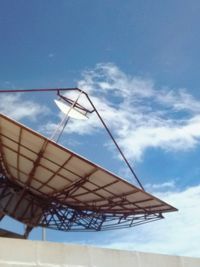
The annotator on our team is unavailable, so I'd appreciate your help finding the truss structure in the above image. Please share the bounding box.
[0,164,164,234]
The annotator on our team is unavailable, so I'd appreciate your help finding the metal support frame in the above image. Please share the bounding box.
[0,87,165,238]
[0,163,162,237]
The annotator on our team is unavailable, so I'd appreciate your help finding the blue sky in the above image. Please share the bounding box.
[1,0,200,257]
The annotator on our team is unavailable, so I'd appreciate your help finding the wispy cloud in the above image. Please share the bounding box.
[0,93,49,121]
[46,62,200,161]
[48,53,55,58]
[145,180,176,191]
[157,89,200,113]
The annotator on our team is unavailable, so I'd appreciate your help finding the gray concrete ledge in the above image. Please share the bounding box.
[0,238,199,267]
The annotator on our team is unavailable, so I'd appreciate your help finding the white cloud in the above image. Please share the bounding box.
[0,93,49,121]
[78,63,155,98]
[117,115,200,160]
[102,184,200,257]
[75,63,200,160]
[157,88,200,113]
[146,180,176,191]
[48,53,55,58]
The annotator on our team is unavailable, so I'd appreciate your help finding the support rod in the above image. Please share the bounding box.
[83,92,145,191]
[0,88,81,93]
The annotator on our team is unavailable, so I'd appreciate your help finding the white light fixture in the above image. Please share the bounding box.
[54,99,88,120]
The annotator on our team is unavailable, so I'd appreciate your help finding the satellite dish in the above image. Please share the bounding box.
[54,99,88,120]
[0,113,177,238]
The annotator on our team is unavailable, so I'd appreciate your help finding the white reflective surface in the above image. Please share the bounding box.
[54,99,88,120]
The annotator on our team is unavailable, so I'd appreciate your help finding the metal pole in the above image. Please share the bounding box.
[0,88,81,93]
[50,90,83,142]
[42,227,46,241]
[83,92,145,191]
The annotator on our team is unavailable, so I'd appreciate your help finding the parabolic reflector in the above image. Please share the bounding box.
[0,113,177,233]
[54,99,88,120]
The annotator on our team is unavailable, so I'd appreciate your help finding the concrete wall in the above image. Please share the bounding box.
[0,238,199,267]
